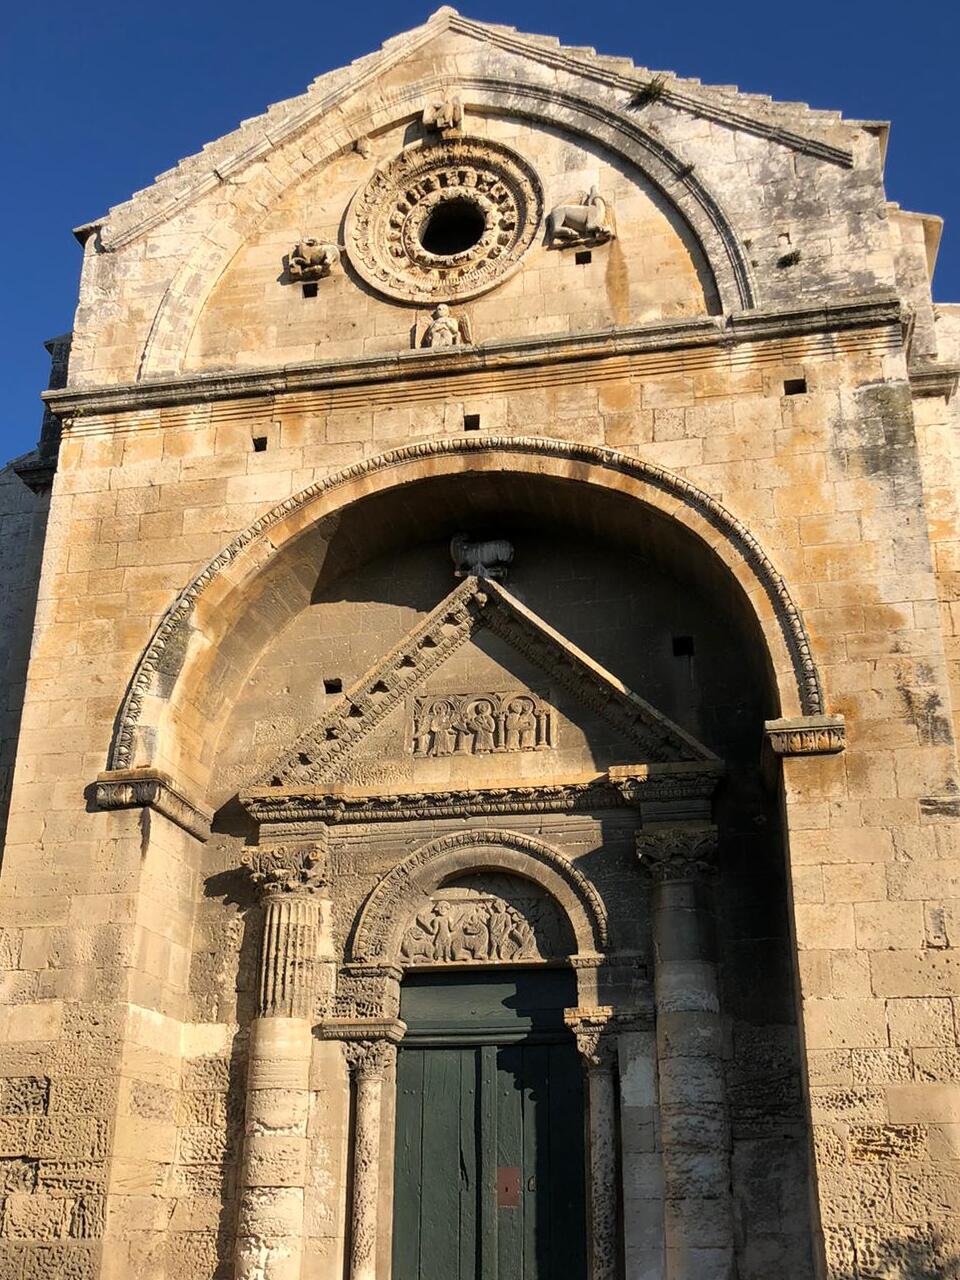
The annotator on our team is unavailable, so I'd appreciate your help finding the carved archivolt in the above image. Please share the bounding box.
[344,137,543,304]
[105,437,827,781]
[352,829,608,966]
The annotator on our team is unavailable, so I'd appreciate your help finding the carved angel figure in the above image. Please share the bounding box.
[422,94,463,135]
[288,238,341,281]
[422,303,472,348]
[546,186,615,248]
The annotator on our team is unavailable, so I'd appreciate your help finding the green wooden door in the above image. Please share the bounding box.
[393,972,587,1280]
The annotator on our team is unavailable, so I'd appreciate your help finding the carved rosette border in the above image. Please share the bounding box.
[352,828,609,963]
[106,437,827,773]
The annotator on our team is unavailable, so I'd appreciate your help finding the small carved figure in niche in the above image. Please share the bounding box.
[412,706,434,756]
[433,901,456,961]
[288,238,341,282]
[422,93,463,136]
[546,185,615,249]
[488,900,514,960]
[450,534,513,580]
[469,699,497,753]
[504,697,537,751]
[422,303,472,348]
[429,700,458,756]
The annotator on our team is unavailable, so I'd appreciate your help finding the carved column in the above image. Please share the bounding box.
[567,1007,620,1280]
[637,828,734,1280]
[235,845,327,1280]
[341,1032,400,1280]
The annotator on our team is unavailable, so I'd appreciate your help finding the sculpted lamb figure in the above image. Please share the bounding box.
[546,185,615,248]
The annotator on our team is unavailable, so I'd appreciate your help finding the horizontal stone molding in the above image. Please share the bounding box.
[241,762,722,829]
[908,362,960,400]
[93,768,212,840]
[764,714,846,756]
[46,296,901,420]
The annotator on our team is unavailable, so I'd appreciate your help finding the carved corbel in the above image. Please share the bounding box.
[287,238,342,282]
[565,1006,617,1071]
[421,92,463,137]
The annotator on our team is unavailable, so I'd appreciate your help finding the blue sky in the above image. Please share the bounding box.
[2,0,957,462]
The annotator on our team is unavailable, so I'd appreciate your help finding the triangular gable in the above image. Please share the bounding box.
[255,575,717,789]
[94,7,855,249]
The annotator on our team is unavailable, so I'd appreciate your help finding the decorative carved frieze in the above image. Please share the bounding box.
[94,768,212,841]
[344,138,543,304]
[635,827,720,881]
[411,690,554,758]
[764,714,846,756]
[546,186,616,248]
[399,879,566,965]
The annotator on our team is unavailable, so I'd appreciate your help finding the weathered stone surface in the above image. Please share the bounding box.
[2,9,960,1280]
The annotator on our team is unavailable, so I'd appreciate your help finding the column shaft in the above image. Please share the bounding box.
[345,1040,394,1280]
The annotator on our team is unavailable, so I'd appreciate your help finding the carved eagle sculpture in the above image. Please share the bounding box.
[450,534,514,580]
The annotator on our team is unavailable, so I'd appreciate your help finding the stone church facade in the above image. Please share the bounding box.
[2,9,960,1279]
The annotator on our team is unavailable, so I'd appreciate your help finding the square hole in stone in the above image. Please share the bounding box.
[323,678,343,695]
[464,414,481,432]
[302,282,319,298]
[672,635,695,657]
[252,436,268,452]
[783,378,807,396]
[575,250,592,265]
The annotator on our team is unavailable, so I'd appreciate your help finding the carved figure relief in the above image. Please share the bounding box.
[450,533,513,579]
[546,186,615,248]
[287,239,341,281]
[411,691,554,758]
[421,93,463,136]
[344,138,543,304]
[399,877,568,966]
[422,304,472,348]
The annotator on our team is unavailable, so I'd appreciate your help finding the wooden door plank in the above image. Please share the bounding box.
[459,1048,479,1280]
[547,1043,588,1278]
[393,1049,425,1280]
[522,1045,552,1280]
[497,1044,524,1280]
[479,1044,498,1280]
[421,1049,464,1279]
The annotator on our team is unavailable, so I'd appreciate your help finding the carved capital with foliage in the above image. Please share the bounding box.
[565,1006,617,1071]
[635,828,719,882]
[240,843,328,896]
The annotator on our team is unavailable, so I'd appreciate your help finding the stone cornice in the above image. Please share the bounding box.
[909,363,960,401]
[94,768,212,841]
[46,297,901,421]
[240,762,723,827]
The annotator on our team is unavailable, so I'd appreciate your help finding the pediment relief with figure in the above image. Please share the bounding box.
[247,575,718,803]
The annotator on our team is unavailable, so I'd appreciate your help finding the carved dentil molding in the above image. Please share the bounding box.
[635,827,720,882]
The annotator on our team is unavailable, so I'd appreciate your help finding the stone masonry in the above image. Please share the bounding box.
[1,9,960,1280]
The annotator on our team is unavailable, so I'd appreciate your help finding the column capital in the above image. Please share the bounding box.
[565,1006,617,1070]
[319,1018,406,1079]
[240,842,328,897]
[635,826,719,882]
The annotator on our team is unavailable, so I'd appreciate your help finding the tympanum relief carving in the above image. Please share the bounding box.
[411,691,554,758]
[399,876,568,965]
